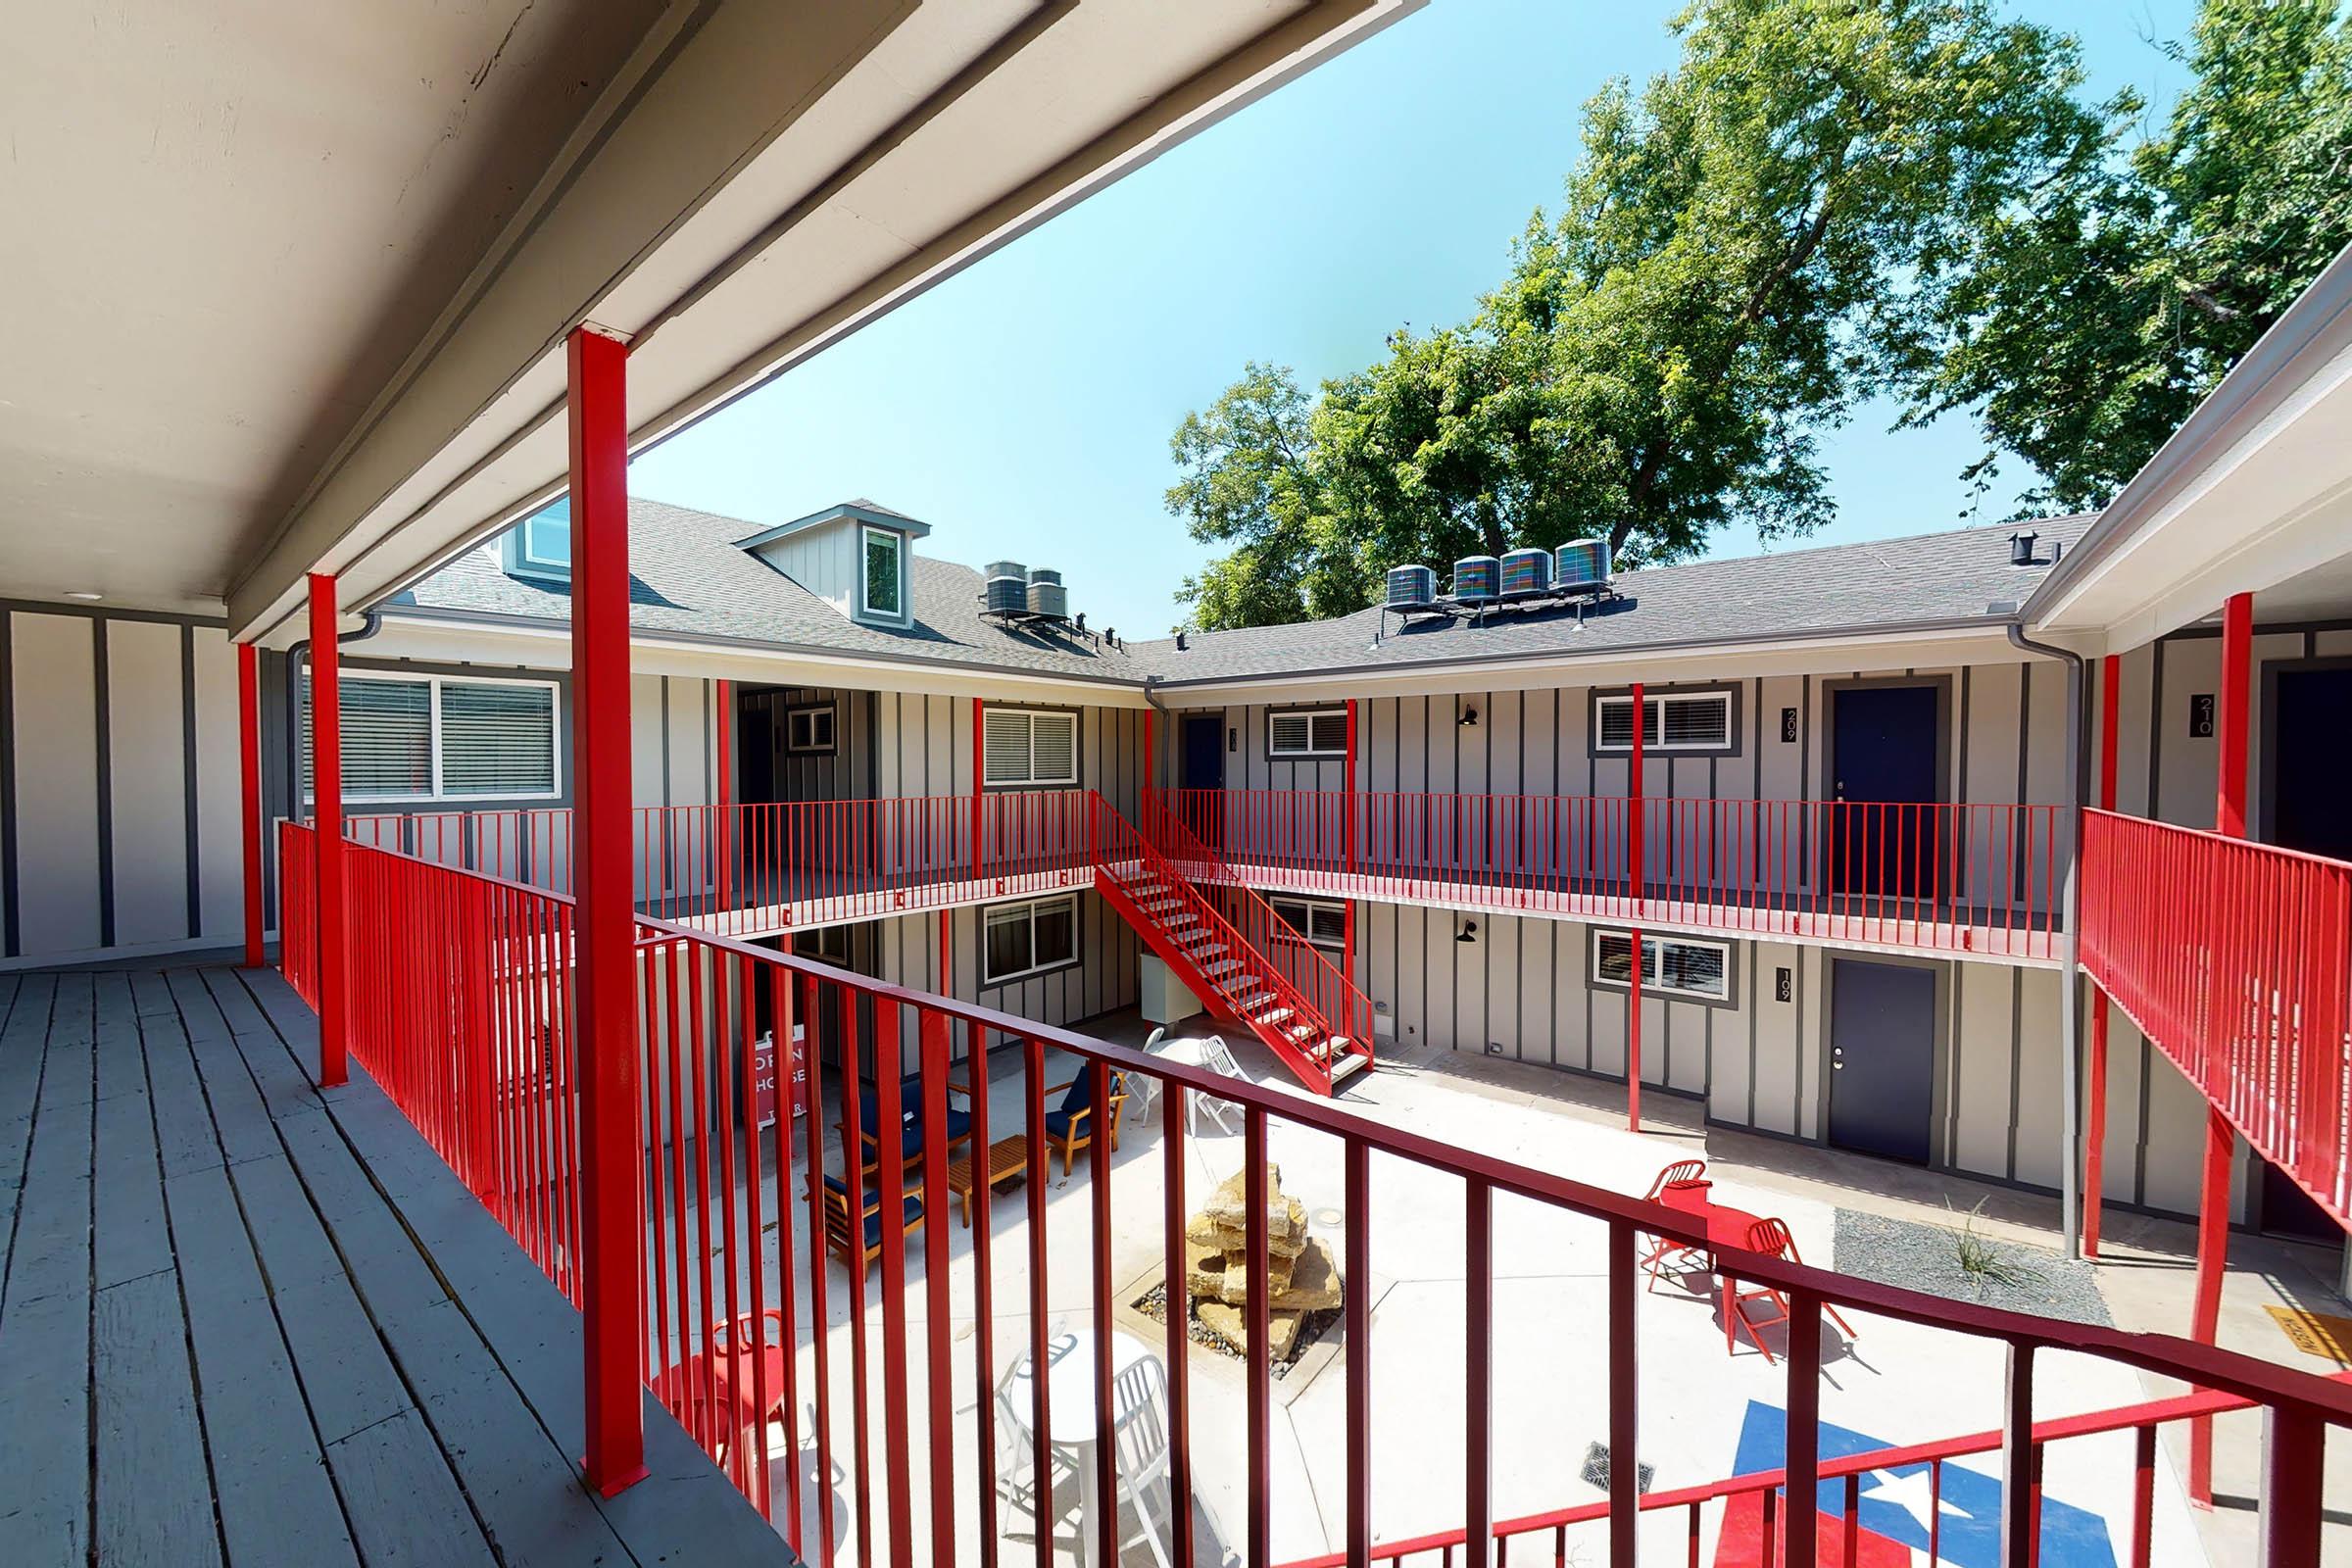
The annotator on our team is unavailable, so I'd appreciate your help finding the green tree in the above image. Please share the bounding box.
[1169,0,2114,628]
[1902,0,2352,514]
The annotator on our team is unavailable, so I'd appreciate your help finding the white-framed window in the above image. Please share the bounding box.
[1268,894,1348,951]
[859,525,906,621]
[982,707,1079,787]
[1593,689,1735,754]
[1591,928,1732,1003]
[503,499,570,582]
[791,925,852,967]
[1267,707,1348,759]
[786,703,837,756]
[981,894,1078,985]
[305,669,560,804]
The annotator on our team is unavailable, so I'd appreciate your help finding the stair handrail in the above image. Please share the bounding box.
[1140,789,1376,1065]
[1089,792,1337,1091]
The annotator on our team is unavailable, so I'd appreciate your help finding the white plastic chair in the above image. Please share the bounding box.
[1129,1028,1169,1127]
[993,1343,1076,1522]
[1107,1356,1178,1568]
[1190,1034,1244,1136]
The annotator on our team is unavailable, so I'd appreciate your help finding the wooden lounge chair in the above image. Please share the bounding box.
[1040,1067,1130,1182]
[845,1071,974,1175]
[812,1172,926,1269]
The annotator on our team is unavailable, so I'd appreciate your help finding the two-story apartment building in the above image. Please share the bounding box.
[22,471,2308,1239]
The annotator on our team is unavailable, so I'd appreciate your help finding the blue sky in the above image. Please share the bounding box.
[631,1,2197,639]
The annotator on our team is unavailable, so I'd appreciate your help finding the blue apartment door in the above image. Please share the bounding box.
[1830,684,1939,901]
[1180,714,1225,844]
[1827,958,1936,1165]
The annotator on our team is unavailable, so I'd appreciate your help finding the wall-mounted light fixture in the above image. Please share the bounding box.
[1455,918,1479,945]
[1458,705,1481,728]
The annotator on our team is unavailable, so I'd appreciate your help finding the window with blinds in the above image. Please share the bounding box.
[1593,690,1735,754]
[1267,708,1348,758]
[981,894,1078,984]
[982,708,1079,786]
[1591,929,1732,1002]
[1269,894,1348,949]
[305,671,559,803]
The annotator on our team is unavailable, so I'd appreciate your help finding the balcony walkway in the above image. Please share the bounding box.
[0,961,800,1568]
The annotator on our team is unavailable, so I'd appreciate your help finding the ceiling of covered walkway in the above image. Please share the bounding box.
[0,0,1420,641]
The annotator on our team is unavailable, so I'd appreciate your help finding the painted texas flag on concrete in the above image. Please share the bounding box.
[1718,1401,2117,1568]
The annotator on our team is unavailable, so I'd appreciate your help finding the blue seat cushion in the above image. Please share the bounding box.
[856,1075,971,1159]
[821,1174,924,1247]
[1044,1071,1121,1144]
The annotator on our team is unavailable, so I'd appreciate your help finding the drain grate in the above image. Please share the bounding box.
[1580,1441,1653,1494]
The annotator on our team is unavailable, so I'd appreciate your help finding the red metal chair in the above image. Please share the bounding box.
[652,1308,793,1475]
[1726,1218,1859,1364]
[1639,1159,1711,1289]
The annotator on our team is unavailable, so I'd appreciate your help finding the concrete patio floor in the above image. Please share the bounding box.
[717,1009,2347,1566]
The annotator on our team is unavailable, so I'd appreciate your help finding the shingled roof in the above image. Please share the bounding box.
[387,498,2094,689]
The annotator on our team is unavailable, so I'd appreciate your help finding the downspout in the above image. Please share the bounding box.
[1142,676,1172,810]
[2007,621,2087,1259]
[286,610,385,832]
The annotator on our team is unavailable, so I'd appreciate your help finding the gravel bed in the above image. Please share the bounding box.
[1131,1284,1340,1379]
[1833,1208,2114,1327]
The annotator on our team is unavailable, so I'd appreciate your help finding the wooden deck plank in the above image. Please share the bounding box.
[168,967,234,1041]
[0,1288,91,1563]
[36,971,95,1114]
[225,1150,344,1296]
[92,1076,172,1289]
[269,1272,419,1446]
[197,964,273,1037]
[172,1171,363,1568]
[93,1268,225,1568]
[130,966,179,1017]
[276,1105,449,1324]
[0,971,91,1567]
[322,1408,495,1568]
[377,1296,637,1567]
[190,1028,285,1169]
[145,1010,229,1179]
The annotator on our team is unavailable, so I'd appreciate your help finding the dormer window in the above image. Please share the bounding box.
[503,500,570,583]
[859,525,905,622]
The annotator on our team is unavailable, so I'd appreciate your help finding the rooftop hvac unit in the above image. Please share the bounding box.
[1025,566,1068,620]
[1554,538,1612,590]
[984,561,1028,616]
[1386,564,1437,610]
[1452,555,1500,604]
[1499,548,1552,599]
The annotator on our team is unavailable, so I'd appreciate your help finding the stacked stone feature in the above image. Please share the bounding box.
[1182,1164,1342,1361]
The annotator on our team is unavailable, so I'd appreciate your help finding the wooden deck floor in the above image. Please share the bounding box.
[0,962,802,1568]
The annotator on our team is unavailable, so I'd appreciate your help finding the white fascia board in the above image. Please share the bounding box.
[1146,625,2035,708]
[369,611,1152,708]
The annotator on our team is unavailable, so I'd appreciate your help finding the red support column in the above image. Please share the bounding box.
[2188,590,2253,1507]
[568,323,647,1495]
[714,678,733,913]
[238,641,265,968]
[971,699,985,882]
[2084,654,2120,1256]
[308,573,348,1088]
[1628,681,1644,1132]
[1345,698,1359,875]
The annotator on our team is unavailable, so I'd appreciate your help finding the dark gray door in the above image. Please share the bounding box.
[1830,684,1939,900]
[1827,958,1936,1164]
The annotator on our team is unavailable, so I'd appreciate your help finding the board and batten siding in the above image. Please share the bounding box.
[1181,662,2077,914]
[1,606,246,968]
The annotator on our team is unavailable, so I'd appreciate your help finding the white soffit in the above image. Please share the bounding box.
[232,0,1422,644]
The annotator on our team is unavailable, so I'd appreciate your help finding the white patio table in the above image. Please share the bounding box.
[1001,1327,1159,1567]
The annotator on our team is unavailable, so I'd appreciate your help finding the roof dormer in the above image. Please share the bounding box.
[500,497,571,584]
[736,499,931,629]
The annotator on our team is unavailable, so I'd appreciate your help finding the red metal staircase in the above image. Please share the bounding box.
[1088,794,1374,1095]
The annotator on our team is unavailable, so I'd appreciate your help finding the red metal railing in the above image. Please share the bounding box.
[283,836,2350,1567]
[1139,791,1376,1067]
[2081,808,2352,1227]
[1166,788,2066,959]
[345,792,1092,936]
[1274,1373,2351,1568]
[278,818,318,1008]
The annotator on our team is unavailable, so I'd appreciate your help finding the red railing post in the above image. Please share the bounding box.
[2084,654,2120,1257]
[308,571,349,1088]
[2189,590,2253,1506]
[568,322,647,1495]
[714,678,733,914]
[238,641,266,968]
[1345,698,1359,875]
[1628,682,1644,1131]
